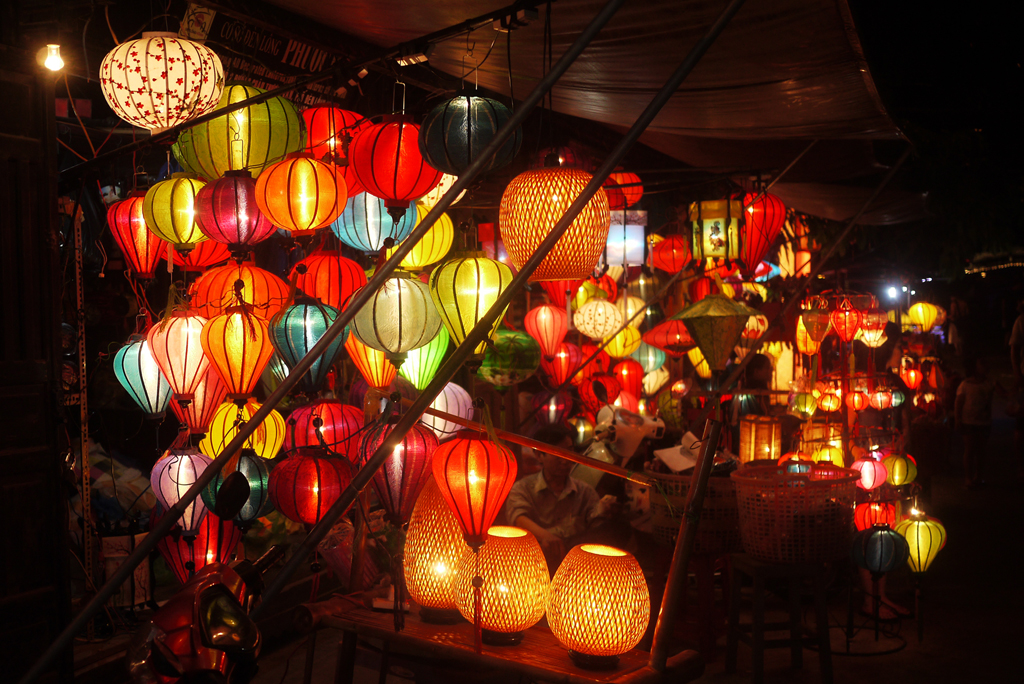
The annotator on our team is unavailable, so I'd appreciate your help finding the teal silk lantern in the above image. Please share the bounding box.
[330,191,417,253]
[477,328,542,389]
[852,523,910,578]
[418,94,521,176]
[630,342,666,374]
[114,334,172,417]
[399,326,450,391]
[269,298,348,394]
[200,449,272,527]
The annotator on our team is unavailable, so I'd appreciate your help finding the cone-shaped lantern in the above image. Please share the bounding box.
[201,306,276,401]
[345,335,396,389]
[429,255,513,356]
[269,298,349,394]
[740,192,786,277]
[114,335,172,418]
[676,294,756,372]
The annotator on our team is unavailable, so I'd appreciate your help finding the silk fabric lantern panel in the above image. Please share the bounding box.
[255,153,346,236]
[285,400,364,462]
[153,506,240,585]
[114,335,172,417]
[524,303,568,359]
[269,299,349,394]
[195,171,276,256]
[201,306,275,401]
[359,422,439,526]
[331,191,418,253]
[350,115,442,219]
[385,203,455,270]
[189,263,290,320]
[429,256,513,355]
[419,94,521,175]
[399,326,450,391]
[165,238,231,271]
[350,273,442,365]
[740,192,786,277]
[269,448,353,526]
[200,399,285,460]
[147,311,210,402]
[151,449,213,536]
[421,382,473,442]
[171,367,228,435]
[200,450,272,526]
[302,106,369,195]
[143,173,207,253]
[107,194,165,279]
[345,335,397,389]
[290,251,367,311]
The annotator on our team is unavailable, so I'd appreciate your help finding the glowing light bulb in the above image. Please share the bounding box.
[44,44,63,71]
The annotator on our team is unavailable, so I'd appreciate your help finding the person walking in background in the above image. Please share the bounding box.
[955,356,1004,489]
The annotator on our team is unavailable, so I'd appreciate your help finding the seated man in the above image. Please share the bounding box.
[505,425,618,565]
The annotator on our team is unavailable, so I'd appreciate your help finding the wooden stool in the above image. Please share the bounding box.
[725,553,832,684]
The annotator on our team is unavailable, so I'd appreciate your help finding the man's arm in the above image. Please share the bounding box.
[506,480,564,555]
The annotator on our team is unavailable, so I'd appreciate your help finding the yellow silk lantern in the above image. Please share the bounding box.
[895,512,946,573]
[429,255,513,355]
[603,326,642,358]
[385,203,455,270]
[143,173,207,253]
[199,399,285,460]
[615,295,646,327]
[687,345,712,379]
[907,302,939,332]
[811,445,844,465]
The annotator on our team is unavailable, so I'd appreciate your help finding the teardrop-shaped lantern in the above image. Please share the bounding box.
[429,255,513,355]
[631,342,666,374]
[151,449,213,536]
[579,374,622,413]
[524,303,568,360]
[360,421,439,526]
[830,298,861,343]
[189,263,291,320]
[195,171,276,257]
[499,168,610,281]
[385,203,455,270]
[255,153,347,236]
[107,193,165,280]
[143,173,207,253]
[351,115,443,219]
[351,272,442,365]
[269,448,353,526]
[269,299,349,394]
[574,299,623,340]
[147,311,210,402]
[432,431,517,548]
[419,94,521,175]
[852,524,909,577]
[907,302,939,332]
[330,192,418,253]
[290,250,367,311]
[345,335,397,389]
[171,366,228,435]
[615,295,646,329]
[421,382,474,442]
[613,358,644,400]
[114,335,172,418]
[539,279,582,308]
[477,328,542,389]
[201,306,276,401]
[200,450,273,526]
[541,343,582,387]
[650,234,690,274]
[399,326,450,391]
[200,399,286,460]
[895,513,946,573]
[285,400,364,462]
[533,390,574,425]
[795,315,822,356]
[740,192,786,277]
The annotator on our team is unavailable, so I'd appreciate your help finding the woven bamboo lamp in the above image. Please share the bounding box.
[199,399,285,460]
[453,527,549,645]
[429,255,513,356]
[547,544,650,669]
[404,476,469,623]
[738,415,783,463]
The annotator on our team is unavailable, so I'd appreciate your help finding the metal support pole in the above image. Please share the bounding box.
[649,419,723,671]
[254,0,746,619]
[18,3,627,682]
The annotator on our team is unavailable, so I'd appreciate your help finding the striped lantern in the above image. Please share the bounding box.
[421,382,473,442]
[195,171,276,256]
[254,153,346,236]
[165,238,231,272]
[429,255,513,355]
[574,299,623,340]
[107,193,165,280]
[113,335,172,417]
[285,400,364,462]
[330,191,418,253]
[345,335,396,389]
[143,173,207,253]
[269,299,348,394]
[524,303,568,360]
[399,326,450,391]
[350,115,442,220]
[171,367,227,435]
[350,272,442,366]
[302,106,369,195]
[418,94,521,175]
[269,448,353,526]
[290,250,367,311]
[739,192,786,278]
[359,422,439,526]
[151,449,213,536]
[188,263,290,320]
[199,399,286,460]
[200,306,276,401]
[147,311,209,402]
[384,203,455,270]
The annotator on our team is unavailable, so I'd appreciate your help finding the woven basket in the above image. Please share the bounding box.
[646,467,741,556]
[731,463,858,564]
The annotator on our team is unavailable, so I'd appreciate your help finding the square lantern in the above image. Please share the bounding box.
[738,415,783,463]
[603,211,647,267]
[690,199,742,262]
[799,418,842,454]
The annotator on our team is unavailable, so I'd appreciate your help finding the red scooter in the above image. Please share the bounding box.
[127,546,285,684]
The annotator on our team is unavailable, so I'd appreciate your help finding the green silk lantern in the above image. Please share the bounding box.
[143,173,207,253]
[200,449,272,527]
[269,298,348,394]
[399,326,450,391]
[676,294,757,372]
[429,255,513,356]
[631,342,666,374]
[477,328,542,389]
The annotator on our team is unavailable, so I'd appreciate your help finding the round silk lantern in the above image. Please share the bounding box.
[99,32,223,132]
[499,168,611,281]
[579,374,621,413]
[385,203,455,270]
[189,263,290,320]
[302,106,369,194]
[883,453,917,485]
[153,506,240,583]
[525,303,568,359]
[908,302,939,332]
[350,272,442,365]
[453,527,549,645]
[615,295,646,328]
[547,544,650,668]
[687,346,712,379]
[642,367,670,396]
[399,326,450,391]
[900,366,923,390]
[855,502,896,532]
[151,449,213,536]
[852,524,909,577]
[171,367,228,435]
[404,476,468,619]
[643,319,696,357]
[613,358,644,400]
[533,390,574,425]
[359,421,439,526]
[851,457,888,490]
[604,326,642,358]
[165,238,231,271]
[613,390,639,413]
[107,194,165,279]
[114,335,172,417]
[477,328,541,389]
[255,153,346,236]
[201,306,275,401]
[539,279,582,308]
[419,94,521,175]
[817,389,841,413]
[631,342,666,374]
[574,299,623,340]
[331,191,418,253]
[895,513,946,573]
[846,391,869,412]
[270,299,349,394]
[172,83,304,180]
[143,174,207,253]
[269,448,353,525]
[285,400,364,462]
[608,171,643,207]
[432,431,517,548]
[290,250,367,311]
[200,399,285,460]
[350,115,442,220]
[869,388,893,410]
[345,335,396,389]
[650,234,690,274]
[429,255,513,356]
[541,343,582,387]
[201,450,272,526]
[740,192,786,277]
[421,382,473,442]
[811,445,843,465]
[147,311,210,402]
[195,171,276,256]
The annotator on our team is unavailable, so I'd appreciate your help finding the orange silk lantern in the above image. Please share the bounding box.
[345,335,396,389]
[869,389,893,410]
[147,311,210,402]
[845,391,868,412]
[830,298,861,343]
[539,279,582,308]
[855,502,896,531]
[608,170,643,207]
[200,306,276,401]
[524,303,568,360]
[302,106,369,195]
[643,319,696,357]
[255,153,347,236]
[576,343,612,386]
[107,193,165,279]
[189,263,291,320]
[901,366,923,390]
[290,250,367,311]
[165,238,231,272]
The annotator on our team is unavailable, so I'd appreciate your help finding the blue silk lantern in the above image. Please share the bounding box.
[330,191,417,253]
[630,342,666,374]
[269,298,348,394]
[201,449,272,527]
[852,523,910,578]
[418,94,521,176]
[114,335,172,417]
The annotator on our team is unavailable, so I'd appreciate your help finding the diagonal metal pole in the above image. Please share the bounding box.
[19,2,628,681]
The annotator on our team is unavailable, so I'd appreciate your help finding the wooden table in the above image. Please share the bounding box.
[322,607,703,684]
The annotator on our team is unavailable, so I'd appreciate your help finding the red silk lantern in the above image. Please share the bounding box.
[860,308,888,337]
[830,298,861,343]
[269,448,353,525]
[255,153,347,236]
[285,400,364,462]
[613,358,644,400]
[147,311,210,402]
[851,457,888,490]
[152,506,241,585]
[801,308,832,342]
[845,391,868,412]
[200,306,276,401]
[740,192,786,277]
[643,319,696,357]
[290,250,367,311]
[608,171,643,207]
[195,171,276,256]
[360,422,439,526]
[189,263,291,320]
[539,280,581,308]
[432,431,517,548]
[165,238,231,271]
[575,343,612,386]
[689,277,720,303]
[651,234,690,273]
[585,273,618,303]
[302,106,369,195]
[541,343,582,387]
[345,335,397,389]
[171,367,228,435]
[524,304,568,360]
[817,389,841,413]
[601,178,627,211]
[107,193,165,279]
[533,390,574,425]
[901,367,923,390]
[350,115,442,219]
[855,502,896,531]
[580,374,621,412]
[614,390,639,413]
[869,388,893,410]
